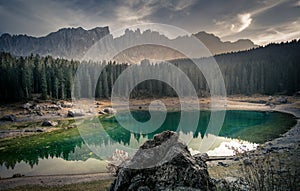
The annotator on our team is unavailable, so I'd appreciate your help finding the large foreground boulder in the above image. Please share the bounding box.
[109,131,216,191]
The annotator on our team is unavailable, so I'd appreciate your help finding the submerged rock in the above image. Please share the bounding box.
[109,131,216,191]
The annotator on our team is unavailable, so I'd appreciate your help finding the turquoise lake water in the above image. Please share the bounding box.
[0,110,296,178]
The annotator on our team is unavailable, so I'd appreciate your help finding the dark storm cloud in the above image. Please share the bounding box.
[0,0,299,44]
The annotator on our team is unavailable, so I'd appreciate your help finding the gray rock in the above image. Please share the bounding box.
[12,173,23,178]
[265,102,276,108]
[243,158,252,166]
[36,128,44,132]
[194,153,209,162]
[194,153,209,168]
[213,177,249,191]
[294,91,300,96]
[277,97,288,104]
[87,109,94,114]
[24,129,36,132]
[22,102,32,109]
[61,102,73,108]
[224,176,238,183]
[47,105,62,110]
[67,109,85,117]
[42,120,58,126]
[109,131,216,191]
[98,110,106,115]
[33,104,43,111]
[270,146,279,151]
[103,107,117,115]
[36,111,44,116]
[0,114,16,122]
[137,186,150,191]
[64,125,75,130]
[217,161,229,167]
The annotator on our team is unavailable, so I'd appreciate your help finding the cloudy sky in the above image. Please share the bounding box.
[0,0,299,45]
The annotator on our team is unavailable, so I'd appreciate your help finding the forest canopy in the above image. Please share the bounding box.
[0,40,299,102]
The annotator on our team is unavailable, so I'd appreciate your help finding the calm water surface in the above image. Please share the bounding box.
[0,110,296,178]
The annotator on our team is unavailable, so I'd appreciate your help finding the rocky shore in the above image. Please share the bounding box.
[0,99,116,139]
[207,101,300,190]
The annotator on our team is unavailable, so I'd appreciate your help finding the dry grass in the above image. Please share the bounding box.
[241,151,300,191]
[4,179,113,191]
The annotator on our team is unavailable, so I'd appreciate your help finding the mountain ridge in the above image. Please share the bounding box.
[0,26,257,62]
[193,31,257,55]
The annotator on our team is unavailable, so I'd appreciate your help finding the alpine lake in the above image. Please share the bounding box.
[0,110,297,178]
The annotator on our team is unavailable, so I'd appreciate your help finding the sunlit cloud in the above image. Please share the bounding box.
[212,13,253,37]
[230,13,252,33]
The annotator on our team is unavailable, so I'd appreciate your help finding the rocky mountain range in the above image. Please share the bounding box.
[0,26,257,63]
[0,27,110,60]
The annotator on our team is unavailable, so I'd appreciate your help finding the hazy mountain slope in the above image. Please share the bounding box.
[193,31,258,55]
[0,27,257,62]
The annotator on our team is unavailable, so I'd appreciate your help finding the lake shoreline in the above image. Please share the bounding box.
[1,95,296,123]
[0,95,299,190]
[0,95,296,139]
[207,98,300,186]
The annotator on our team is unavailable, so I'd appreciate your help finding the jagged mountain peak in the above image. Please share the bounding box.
[47,26,109,36]
[0,26,257,62]
[194,31,221,39]
[193,31,257,55]
[0,26,110,59]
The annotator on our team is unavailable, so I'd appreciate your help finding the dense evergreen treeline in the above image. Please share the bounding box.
[173,39,300,95]
[0,40,299,101]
